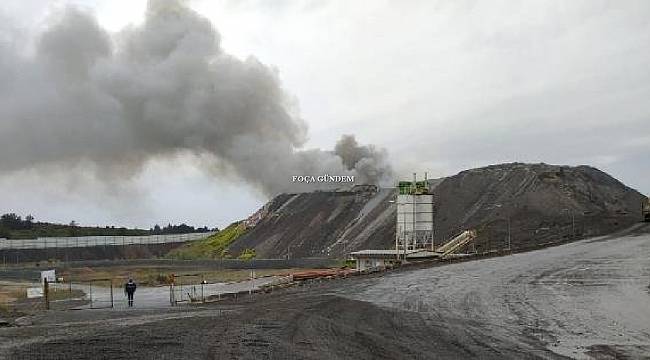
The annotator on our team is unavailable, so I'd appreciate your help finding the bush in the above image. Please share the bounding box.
[237,248,256,261]
[166,222,247,260]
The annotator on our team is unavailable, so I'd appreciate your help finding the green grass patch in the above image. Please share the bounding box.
[166,222,248,260]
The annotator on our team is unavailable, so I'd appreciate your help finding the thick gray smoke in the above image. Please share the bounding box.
[334,135,391,184]
[0,0,392,195]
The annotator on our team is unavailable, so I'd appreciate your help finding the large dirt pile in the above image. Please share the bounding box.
[228,187,391,258]
[432,163,645,252]
[228,163,646,258]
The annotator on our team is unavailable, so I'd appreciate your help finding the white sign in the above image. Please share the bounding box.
[41,269,56,284]
[26,287,43,298]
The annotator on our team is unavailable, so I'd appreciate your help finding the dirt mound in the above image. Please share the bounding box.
[434,163,645,251]
[228,163,646,258]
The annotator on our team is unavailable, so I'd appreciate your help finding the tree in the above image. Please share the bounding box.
[24,215,35,229]
[1,213,22,229]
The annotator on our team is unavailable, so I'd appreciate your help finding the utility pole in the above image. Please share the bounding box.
[411,172,416,252]
[395,215,399,262]
[570,211,575,238]
[390,193,399,262]
[562,209,575,239]
[425,171,434,252]
[506,216,511,251]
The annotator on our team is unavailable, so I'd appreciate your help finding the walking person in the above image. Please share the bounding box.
[124,278,137,307]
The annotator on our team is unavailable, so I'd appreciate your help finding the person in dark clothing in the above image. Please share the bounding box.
[124,279,137,307]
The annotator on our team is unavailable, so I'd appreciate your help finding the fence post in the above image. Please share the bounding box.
[249,269,254,295]
[170,273,176,306]
[110,280,114,308]
[43,278,50,310]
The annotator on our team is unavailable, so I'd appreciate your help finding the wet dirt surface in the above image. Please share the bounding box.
[69,276,285,310]
[340,224,650,359]
[2,225,649,359]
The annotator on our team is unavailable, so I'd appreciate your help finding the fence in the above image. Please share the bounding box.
[170,273,294,306]
[0,232,214,250]
[61,258,339,270]
[86,278,115,309]
[169,273,205,305]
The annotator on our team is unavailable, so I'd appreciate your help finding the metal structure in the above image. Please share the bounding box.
[395,173,435,260]
[436,230,477,258]
[350,249,433,270]
[169,273,205,305]
[87,278,114,309]
[169,273,293,305]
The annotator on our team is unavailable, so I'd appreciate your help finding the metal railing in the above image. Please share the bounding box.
[0,232,214,250]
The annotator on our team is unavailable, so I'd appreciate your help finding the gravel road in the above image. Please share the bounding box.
[2,225,649,359]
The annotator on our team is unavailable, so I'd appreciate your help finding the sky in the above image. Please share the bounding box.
[1,0,649,229]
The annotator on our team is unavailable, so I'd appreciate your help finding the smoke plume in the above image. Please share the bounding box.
[0,0,392,195]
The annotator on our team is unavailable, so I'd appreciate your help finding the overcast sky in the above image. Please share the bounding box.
[1,0,648,229]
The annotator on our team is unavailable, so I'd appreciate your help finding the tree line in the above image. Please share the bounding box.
[0,213,217,239]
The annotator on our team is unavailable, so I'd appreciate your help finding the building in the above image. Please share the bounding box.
[349,249,439,271]
[346,173,477,271]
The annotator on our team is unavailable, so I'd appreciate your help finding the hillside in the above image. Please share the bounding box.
[0,214,213,239]
[228,186,389,258]
[227,163,646,258]
[166,222,248,259]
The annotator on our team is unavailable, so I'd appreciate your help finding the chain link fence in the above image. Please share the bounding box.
[0,232,214,250]
[170,273,294,306]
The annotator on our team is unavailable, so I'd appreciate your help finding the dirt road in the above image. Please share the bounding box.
[2,225,649,359]
[341,224,650,359]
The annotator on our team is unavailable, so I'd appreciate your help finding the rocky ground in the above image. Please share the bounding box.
[1,224,649,359]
